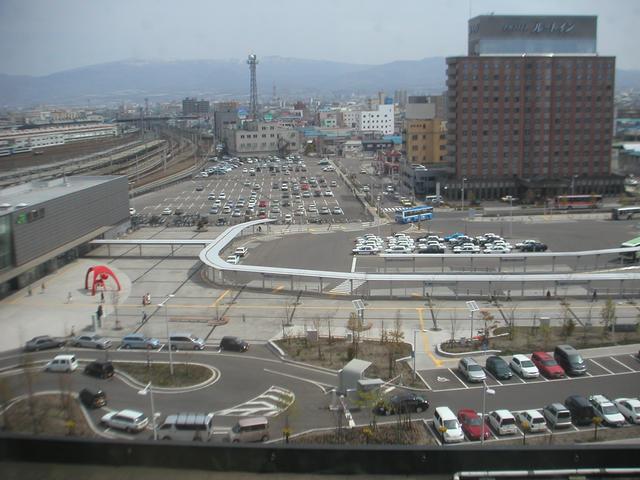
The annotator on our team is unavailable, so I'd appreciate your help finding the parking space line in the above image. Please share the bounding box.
[447,368,468,388]
[609,356,635,372]
[484,370,503,386]
[589,358,614,374]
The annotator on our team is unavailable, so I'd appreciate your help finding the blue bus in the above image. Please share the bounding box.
[395,205,433,224]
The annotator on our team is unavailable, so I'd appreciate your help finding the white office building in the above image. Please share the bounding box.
[358,104,394,135]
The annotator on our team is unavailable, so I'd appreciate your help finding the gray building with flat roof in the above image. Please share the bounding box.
[0,175,129,297]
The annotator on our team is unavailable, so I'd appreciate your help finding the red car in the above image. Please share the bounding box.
[457,409,490,441]
[531,351,565,379]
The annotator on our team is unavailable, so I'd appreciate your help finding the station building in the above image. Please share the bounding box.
[0,176,129,298]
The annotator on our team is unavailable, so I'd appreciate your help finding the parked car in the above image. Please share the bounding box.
[161,207,173,215]
[517,410,547,432]
[80,388,107,409]
[565,395,595,426]
[487,409,518,435]
[485,355,513,380]
[227,255,240,264]
[24,335,65,352]
[228,417,269,443]
[613,398,640,424]
[542,403,573,429]
[554,345,587,376]
[510,354,540,378]
[71,334,112,350]
[121,334,160,350]
[352,245,378,255]
[521,242,548,252]
[531,351,565,379]
[220,336,249,352]
[234,247,249,257]
[101,409,149,433]
[457,409,490,441]
[84,360,114,379]
[374,393,429,416]
[433,407,465,444]
[589,395,626,427]
[168,333,205,350]
[458,357,487,383]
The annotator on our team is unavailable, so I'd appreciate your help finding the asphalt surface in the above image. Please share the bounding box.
[132,157,370,225]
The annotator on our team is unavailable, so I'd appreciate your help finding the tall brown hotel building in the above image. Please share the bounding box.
[445,15,622,200]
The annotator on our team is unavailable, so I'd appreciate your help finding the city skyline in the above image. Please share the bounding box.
[1,0,639,76]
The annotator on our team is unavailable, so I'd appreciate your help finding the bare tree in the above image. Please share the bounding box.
[600,298,616,337]
[21,354,39,434]
[386,313,405,378]
[346,312,371,358]
[312,317,323,360]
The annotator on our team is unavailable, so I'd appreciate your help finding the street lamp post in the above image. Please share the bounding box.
[480,380,495,445]
[509,196,513,239]
[138,382,158,440]
[460,178,467,211]
[158,294,175,375]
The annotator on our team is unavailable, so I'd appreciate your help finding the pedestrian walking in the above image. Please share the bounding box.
[100,291,105,303]
[96,305,103,323]
[67,292,73,303]
[27,285,32,296]
[41,281,46,293]
[592,290,598,302]
[142,311,148,324]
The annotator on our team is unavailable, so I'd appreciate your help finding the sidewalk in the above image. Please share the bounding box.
[0,258,132,352]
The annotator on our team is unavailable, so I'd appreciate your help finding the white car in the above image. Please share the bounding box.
[352,245,378,255]
[324,190,334,197]
[232,210,242,217]
[589,395,626,427]
[614,398,640,424]
[284,214,292,222]
[487,410,518,436]
[129,207,136,215]
[510,354,540,378]
[242,168,248,173]
[453,245,480,254]
[385,245,412,254]
[516,410,547,433]
[332,207,343,215]
[101,409,148,433]
[483,245,511,254]
[226,255,240,265]
[162,207,173,215]
[218,192,226,199]
[208,193,216,200]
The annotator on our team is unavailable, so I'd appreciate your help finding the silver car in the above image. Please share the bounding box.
[458,357,487,382]
[72,334,112,349]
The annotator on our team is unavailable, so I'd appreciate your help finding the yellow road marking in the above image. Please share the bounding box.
[210,289,230,307]
[417,308,443,367]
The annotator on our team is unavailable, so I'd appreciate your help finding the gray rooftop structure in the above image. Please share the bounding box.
[0,176,122,216]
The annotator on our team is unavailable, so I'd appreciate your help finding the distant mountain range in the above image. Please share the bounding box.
[1,56,639,107]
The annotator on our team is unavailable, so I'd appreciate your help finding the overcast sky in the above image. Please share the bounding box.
[0,0,638,76]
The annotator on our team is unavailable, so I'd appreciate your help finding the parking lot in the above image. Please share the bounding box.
[132,156,371,226]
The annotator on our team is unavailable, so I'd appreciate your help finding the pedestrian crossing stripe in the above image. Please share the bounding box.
[382,206,404,212]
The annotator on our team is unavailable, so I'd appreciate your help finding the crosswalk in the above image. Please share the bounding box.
[382,206,404,212]
[328,279,367,295]
[215,386,295,417]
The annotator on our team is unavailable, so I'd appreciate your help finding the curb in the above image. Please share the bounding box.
[435,343,502,358]
[266,336,339,375]
[112,360,219,393]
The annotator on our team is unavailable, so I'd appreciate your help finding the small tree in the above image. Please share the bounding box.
[312,317,323,360]
[600,298,616,337]
[386,314,405,378]
[355,388,380,431]
[561,317,576,339]
[346,312,371,358]
[539,323,552,350]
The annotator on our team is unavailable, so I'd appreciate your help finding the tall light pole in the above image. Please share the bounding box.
[481,380,496,445]
[158,294,175,375]
[412,329,427,382]
[509,196,513,239]
[460,178,467,211]
[138,382,158,440]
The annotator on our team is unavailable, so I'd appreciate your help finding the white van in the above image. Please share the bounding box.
[228,417,269,443]
[159,412,214,441]
[45,354,78,373]
[433,407,464,443]
[488,409,518,435]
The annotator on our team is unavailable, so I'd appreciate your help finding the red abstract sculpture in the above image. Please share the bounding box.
[85,265,122,295]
